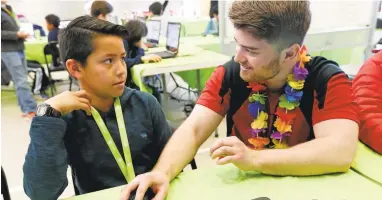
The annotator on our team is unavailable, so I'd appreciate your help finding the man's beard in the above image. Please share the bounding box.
[240,58,280,83]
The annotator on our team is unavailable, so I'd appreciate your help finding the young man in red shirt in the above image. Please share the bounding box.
[352,51,382,154]
[121,1,359,199]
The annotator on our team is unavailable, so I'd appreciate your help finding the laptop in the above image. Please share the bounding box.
[147,22,181,59]
[145,20,161,47]
[59,20,71,29]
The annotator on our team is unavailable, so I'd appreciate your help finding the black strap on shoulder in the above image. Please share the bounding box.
[218,57,251,136]
[300,56,346,139]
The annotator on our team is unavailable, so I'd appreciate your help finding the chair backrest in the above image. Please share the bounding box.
[1,167,11,200]
[44,42,61,67]
[166,120,198,170]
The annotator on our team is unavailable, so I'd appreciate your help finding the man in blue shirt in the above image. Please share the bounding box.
[45,14,60,42]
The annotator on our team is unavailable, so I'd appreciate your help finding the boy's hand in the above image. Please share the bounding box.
[120,171,170,200]
[142,55,162,63]
[45,91,92,116]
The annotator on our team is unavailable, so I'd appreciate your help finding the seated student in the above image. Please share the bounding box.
[45,14,60,42]
[23,16,172,200]
[123,19,162,103]
[90,0,113,21]
[203,2,219,36]
[121,1,359,199]
[352,51,382,154]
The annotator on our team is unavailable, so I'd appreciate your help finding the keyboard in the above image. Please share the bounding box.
[148,51,175,59]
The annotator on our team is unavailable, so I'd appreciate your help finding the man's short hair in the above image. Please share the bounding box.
[91,0,113,17]
[149,2,162,16]
[124,20,147,43]
[58,16,129,66]
[229,1,311,51]
[45,14,60,28]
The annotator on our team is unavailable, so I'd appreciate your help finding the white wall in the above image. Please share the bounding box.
[7,0,210,30]
[8,0,85,27]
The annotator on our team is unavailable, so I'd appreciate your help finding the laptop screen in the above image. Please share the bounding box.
[146,20,161,44]
[166,23,181,53]
[59,20,71,29]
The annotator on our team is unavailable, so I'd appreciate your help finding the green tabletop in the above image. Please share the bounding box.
[24,38,50,64]
[64,164,382,200]
[351,141,382,185]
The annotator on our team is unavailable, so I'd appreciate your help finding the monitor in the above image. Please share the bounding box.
[59,20,71,29]
[146,20,161,44]
[166,22,181,53]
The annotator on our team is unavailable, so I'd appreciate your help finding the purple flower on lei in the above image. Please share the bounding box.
[251,129,265,138]
[271,132,291,140]
[293,62,308,80]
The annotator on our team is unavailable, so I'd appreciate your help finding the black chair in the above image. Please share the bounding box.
[1,167,11,200]
[43,42,73,95]
[167,120,197,170]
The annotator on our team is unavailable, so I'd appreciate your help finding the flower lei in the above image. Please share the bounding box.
[247,45,311,150]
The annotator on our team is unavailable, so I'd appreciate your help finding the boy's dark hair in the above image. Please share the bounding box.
[91,0,113,17]
[211,6,218,17]
[58,16,129,66]
[229,1,311,51]
[45,14,61,28]
[124,20,147,43]
[149,2,162,16]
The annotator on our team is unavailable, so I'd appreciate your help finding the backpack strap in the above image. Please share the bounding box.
[300,56,346,139]
[218,57,251,136]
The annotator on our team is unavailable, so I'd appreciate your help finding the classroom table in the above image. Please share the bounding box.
[132,47,230,93]
[157,35,220,48]
[63,164,382,200]
[24,37,50,64]
[351,142,382,186]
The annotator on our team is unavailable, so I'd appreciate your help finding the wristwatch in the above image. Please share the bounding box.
[36,103,62,118]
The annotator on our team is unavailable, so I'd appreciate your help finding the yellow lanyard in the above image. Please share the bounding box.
[91,97,135,182]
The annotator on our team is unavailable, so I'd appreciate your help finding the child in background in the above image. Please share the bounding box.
[123,19,162,103]
[45,14,60,42]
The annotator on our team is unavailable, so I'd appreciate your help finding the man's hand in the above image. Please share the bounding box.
[17,31,30,39]
[45,90,92,116]
[141,55,162,63]
[120,172,170,200]
[210,136,259,171]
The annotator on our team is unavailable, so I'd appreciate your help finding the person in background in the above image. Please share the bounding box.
[203,4,219,37]
[123,20,162,103]
[148,1,162,18]
[1,0,37,120]
[121,1,359,199]
[23,16,172,200]
[45,14,60,42]
[352,51,382,155]
[90,0,113,21]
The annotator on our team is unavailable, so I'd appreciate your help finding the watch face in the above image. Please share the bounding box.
[37,105,47,116]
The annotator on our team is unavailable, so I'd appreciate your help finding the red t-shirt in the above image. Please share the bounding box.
[197,66,359,147]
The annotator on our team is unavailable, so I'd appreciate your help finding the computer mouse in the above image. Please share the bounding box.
[128,188,155,200]
[148,60,156,63]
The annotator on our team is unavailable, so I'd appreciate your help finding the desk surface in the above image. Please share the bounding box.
[157,35,219,48]
[352,142,382,185]
[134,49,230,77]
[64,164,382,200]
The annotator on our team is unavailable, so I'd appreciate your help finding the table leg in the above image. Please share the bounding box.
[161,73,172,120]
[196,69,201,95]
